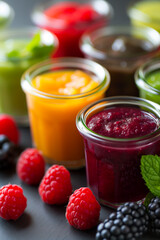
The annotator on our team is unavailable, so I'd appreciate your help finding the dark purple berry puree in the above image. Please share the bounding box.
[84,107,160,207]
[87,107,158,138]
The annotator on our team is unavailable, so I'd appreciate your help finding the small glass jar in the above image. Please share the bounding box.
[76,96,160,208]
[80,25,160,96]
[0,28,58,125]
[135,58,160,104]
[31,0,113,57]
[128,0,160,32]
[21,57,110,169]
[0,1,14,29]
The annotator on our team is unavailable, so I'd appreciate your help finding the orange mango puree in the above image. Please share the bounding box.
[26,70,106,168]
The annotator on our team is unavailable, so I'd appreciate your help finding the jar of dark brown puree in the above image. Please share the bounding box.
[80,26,160,96]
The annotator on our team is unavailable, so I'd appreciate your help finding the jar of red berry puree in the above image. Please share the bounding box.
[76,96,160,208]
[31,0,113,57]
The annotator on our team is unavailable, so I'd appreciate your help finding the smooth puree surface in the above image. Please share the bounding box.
[84,106,160,205]
[27,70,106,168]
[32,70,99,95]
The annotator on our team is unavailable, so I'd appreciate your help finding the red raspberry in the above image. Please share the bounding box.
[66,187,101,230]
[17,148,45,185]
[0,184,27,220]
[39,165,72,205]
[0,114,19,144]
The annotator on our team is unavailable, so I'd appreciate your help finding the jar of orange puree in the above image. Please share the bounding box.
[21,58,110,169]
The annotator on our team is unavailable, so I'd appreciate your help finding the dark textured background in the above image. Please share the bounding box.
[0,1,159,240]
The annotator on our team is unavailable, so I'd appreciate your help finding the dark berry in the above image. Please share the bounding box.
[148,197,160,234]
[0,134,17,169]
[96,202,149,240]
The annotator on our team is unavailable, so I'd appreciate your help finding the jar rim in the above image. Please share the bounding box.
[80,25,160,61]
[76,96,160,145]
[0,27,58,62]
[21,57,110,100]
[135,58,160,94]
[31,0,113,29]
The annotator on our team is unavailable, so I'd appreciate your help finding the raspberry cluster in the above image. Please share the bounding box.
[1,113,160,237]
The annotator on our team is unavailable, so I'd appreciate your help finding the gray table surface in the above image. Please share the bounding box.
[0,0,160,239]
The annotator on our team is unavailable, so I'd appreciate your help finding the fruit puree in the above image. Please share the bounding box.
[82,105,160,206]
[32,1,111,57]
[146,70,160,90]
[128,1,160,32]
[135,60,160,105]
[87,107,158,138]
[22,62,109,169]
[0,29,56,124]
[81,25,160,96]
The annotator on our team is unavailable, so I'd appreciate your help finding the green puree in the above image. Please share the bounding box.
[0,32,54,122]
[146,70,160,90]
[139,70,160,104]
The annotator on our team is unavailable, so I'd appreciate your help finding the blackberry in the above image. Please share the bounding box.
[148,197,160,234]
[96,202,149,240]
[0,134,17,169]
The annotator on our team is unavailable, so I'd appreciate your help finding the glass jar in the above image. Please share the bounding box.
[76,96,160,208]
[135,58,160,104]
[0,1,14,29]
[128,0,160,32]
[80,25,160,96]
[21,57,110,169]
[31,0,113,57]
[0,28,58,125]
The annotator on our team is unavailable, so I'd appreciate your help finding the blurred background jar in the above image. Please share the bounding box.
[128,0,160,32]
[31,0,113,57]
[0,28,58,125]
[0,1,14,29]
[135,58,160,104]
[80,25,160,96]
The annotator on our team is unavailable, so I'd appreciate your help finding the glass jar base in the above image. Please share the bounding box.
[44,156,86,170]
[98,197,146,209]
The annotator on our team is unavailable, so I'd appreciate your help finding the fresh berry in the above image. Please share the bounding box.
[148,197,160,234]
[0,184,27,220]
[96,202,149,240]
[39,165,72,205]
[0,114,19,144]
[66,187,101,230]
[17,148,45,185]
[0,134,17,169]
